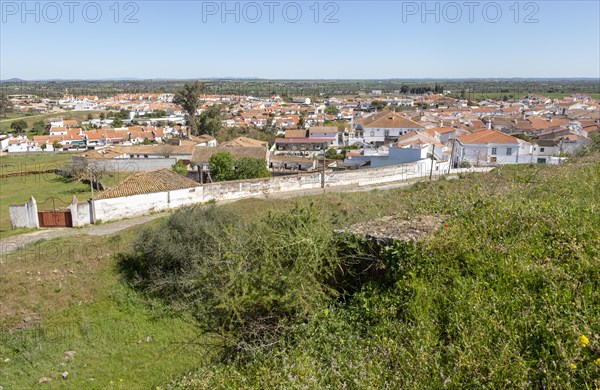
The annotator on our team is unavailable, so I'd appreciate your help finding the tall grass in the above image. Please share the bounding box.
[163,157,600,388]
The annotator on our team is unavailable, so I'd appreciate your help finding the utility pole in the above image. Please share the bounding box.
[429,144,435,180]
[88,167,96,224]
[448,138,455,174]
[321,149,325,188]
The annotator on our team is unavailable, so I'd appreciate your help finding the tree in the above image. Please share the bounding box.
[86,113,94,121]
[235,157,270,180]
[172,160,188,176]
[31,120,47,134]
[325,148,345,160]
[112,117,124,128]
[116,109,131,119]
[198,105,223,136]
[53,141,63,150]
[371,100,386,111]
[324,105,339,115]
[10,119,28,133]
[174,81,204,135]
[0,95,13,118]
[298,114,305,129]
[209,151,236,181]
[99,112,106,120]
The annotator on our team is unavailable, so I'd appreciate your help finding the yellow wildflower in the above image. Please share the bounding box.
[569,363,577,369]
[578,335,589,347]
[594,358,600,366]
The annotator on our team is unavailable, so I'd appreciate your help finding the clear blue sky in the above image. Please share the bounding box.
[1,1,599,79]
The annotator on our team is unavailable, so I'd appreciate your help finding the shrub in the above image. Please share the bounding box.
[172,160,188,176]
[162,157,600,389]
[235,156,270,180]
[120,203,340,357]
[209,151,236,181]
[209,151,270,181]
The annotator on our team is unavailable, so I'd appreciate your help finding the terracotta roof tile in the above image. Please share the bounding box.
[458,129,520,144]
[97,169,199,199]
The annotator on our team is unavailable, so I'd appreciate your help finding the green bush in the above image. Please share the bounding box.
[121,204,340,357]
[235,156,270,180]
[162,157,600,389]
[209,151,236,181]
[172,160,188,176]
[209,151,270,181]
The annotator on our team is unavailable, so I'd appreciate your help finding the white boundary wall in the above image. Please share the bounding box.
[10,159,491,228]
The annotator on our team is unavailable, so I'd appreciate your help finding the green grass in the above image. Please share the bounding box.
[0,164,130,236]
[0,153,73,174]
[163,157,600,388]
[0,228,210,389]
[0,111,107,134]
[0,174,91,234]
[1,157,598,389]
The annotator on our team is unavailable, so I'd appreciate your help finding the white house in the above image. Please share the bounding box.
[5,136,39,153]
[455,129,530,166]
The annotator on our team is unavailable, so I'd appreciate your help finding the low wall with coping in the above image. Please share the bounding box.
[10,160,490,228]
[8,197,39,229]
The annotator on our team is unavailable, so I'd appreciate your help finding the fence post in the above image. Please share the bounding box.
[28,196,39,228]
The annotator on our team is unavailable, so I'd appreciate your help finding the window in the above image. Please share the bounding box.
[540,147,545,152]
[370,131,375,137]
[506,148,513,156]
[491,147,497,155]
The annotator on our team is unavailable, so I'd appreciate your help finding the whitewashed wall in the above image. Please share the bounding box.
[83,159,467,226]
[12,160,488,229]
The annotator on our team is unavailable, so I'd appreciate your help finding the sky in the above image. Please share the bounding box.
[1,0,599,79]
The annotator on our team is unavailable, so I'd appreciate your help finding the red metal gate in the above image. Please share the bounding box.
[38,211,73,227]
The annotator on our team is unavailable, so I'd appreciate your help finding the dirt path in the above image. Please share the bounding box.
[0,213,167,256]
[0,172,477,256]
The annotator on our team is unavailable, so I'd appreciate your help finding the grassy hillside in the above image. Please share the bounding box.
[0,225,209,389]
[163,157,599,388]
[1,156,598,389]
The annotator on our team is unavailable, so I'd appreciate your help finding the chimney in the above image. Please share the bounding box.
[487,121,492,130]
